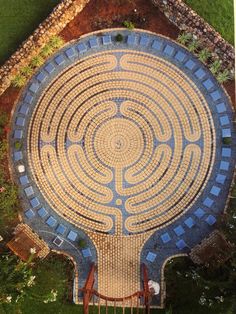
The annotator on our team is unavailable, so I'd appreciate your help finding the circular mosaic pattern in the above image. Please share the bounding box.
[26,46,215,235]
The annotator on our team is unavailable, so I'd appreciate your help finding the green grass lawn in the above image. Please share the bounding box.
[0,0,60,65]
[184,0,234,45]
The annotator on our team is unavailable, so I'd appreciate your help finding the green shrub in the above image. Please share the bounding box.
[115,33,123,42]
[177,32,192,45]
[0,111,8,128]
[14,141,22,150]
[187,39,200,52]
[20,65,33,77]
[210,59,221,75]
[49,35,65,49]
[30,55,44,68]
[222,137,232,145]
[217,69,230,84]
[40,44,54,58]
[0,140,8,161]
[198,48,211,63]
[11,74,26,88]
[123,20,135,30]
[78,239,87,249]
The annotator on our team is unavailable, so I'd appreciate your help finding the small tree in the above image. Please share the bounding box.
[40,44,54,58]
[115,33,123,42]
[222,137,232,145]
[78,239,87,249]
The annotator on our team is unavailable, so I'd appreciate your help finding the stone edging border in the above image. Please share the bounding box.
[151,0,235,71]
[0,0,90,96]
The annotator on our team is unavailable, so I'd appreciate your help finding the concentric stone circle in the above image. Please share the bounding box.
[25,41,215,236]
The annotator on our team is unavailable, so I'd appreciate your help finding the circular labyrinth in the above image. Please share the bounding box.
[16,29,236,239]
[26,43,215,236]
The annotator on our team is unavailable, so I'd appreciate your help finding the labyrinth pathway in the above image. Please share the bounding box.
[12,30,235,303]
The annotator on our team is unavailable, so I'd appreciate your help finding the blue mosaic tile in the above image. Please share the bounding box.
[146,252,157,262]
[55,55,65,65]
[36,71,47,83]
[82,248,92,258]
[164,44,175,56]
[222,148,231,158]
[185,59,196,70]
[16,117,25,127]
[29,83,39,93]
[220,115,229,126]
[25,209,35,219]
[89,37,98,48]
[161,232,171,243]
[14,130,23,139]
[140,36,149,46]
[210,90,221,101]
[222,128,231,138]
[14,151,23,161]
[205,215,216,226]
[19,104,29,115]
[19,175,29,185]
[203,197,214,208]
[216,102,226,113]
[24,186,34,197]
[194,208,205,219]
[127,34,136,45]
[194,68,206,80]
[174,225,185,236]
[176,239,187,250]
[216,174,226,184]
[46,216,57,227]
[184,217,195,228]
[67,230,78,241]
[152,40,162,51]
[24,93,34,104]
[220,161,229,171]
[65,47,76,59]
[56,224,66,235]
[210,186,221,196]
[30,197,40,208]
[203,79,214,90]
[38,207,48,218]
[174,51,186,62]
[102,35,111,45]
[44,63,55,74]
[77,43,87,53]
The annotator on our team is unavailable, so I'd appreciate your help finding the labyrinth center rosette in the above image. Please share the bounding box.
[28,50,215,235]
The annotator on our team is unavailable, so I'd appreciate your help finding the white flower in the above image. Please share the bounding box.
[30,247,36,254]
[6,296,12,303]
[0,235,3,241]
[27,275,36,287]
[199,295,207,306]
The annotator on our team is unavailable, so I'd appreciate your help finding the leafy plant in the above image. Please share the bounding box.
[40,44,54,58]
[49,35,65,49]
[0,111,8,137]
[20,66,33,77]
[0,140,8,160]
[78,239,87,249]
[187,39,200,52]
[14,141,22,150]
[115,33,123,42]
[198,48,211,63]
[217,69,230,84]
[123,20,135,30]
[222,137,232,145]
[11,74,26,88]
[30,55,44,68]
[177,32,192,45]
[210,59,221,75]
